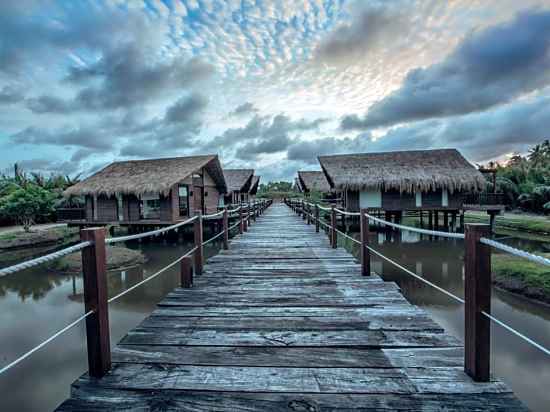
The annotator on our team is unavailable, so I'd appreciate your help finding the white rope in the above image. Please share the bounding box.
[481,311,550,356]
[480,237,550,267]
[365,244,465,304]
[227,206,241,213]
[0,241,92,277]
[203,210,225,220]
[364,212,465,239]
[335,228,361,245]
[335,208,360,216]
[106,216,198,244]
[108,247,198,303]
[318,205,332,211]
[202,229,225,246]
[228,221,241,231]
[0,310,94,375]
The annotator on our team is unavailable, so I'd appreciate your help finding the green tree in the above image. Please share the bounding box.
[0,184,56,231]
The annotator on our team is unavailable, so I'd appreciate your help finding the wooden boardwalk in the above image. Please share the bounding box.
[57,203,526,411]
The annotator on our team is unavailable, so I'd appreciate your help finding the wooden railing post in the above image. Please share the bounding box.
[243,205,248,232]
[194,213,203,276]
[302,200,306,220]
[180,256,193,288]
[80,227,111,378]
[315,204,320,233]
[239,205,244,234]
[360,209,371,276]
[464,224,491,382]
[331,206,337,248]
[222,208,229,250]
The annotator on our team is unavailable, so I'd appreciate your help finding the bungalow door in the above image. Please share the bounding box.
[193,185,205,215]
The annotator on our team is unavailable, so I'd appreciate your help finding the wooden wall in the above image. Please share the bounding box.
[346,188,464,211]
[96,195,117,221]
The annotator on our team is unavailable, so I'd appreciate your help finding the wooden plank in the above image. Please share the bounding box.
[57,388,527,412]
[112,346,463,368]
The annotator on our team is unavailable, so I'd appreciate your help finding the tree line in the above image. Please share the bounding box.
[481,140,550,214]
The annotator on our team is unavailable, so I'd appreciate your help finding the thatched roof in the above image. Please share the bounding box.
[65,155,226,197]
[297,171,331,193]
[223,169,254,193]
[249,176,261,195]
[319,149,486,193]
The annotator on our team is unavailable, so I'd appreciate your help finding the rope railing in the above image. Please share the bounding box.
[284,198,550,374]
[0,241,92,277]
[0,198,273,379]
[108,246,198,304]
[106,215,198,244]
[0,309,94,376]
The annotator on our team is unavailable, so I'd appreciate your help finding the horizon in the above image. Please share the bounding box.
[1,1,549,182]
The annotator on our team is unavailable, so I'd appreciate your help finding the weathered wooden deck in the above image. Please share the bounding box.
[57,203,525,411]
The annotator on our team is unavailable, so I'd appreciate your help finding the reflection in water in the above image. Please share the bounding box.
[341,228,550,412]
[0,235,223,412]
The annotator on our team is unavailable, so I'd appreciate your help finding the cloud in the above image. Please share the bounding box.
[11,126,114,150]
[17,158,81,176]
[315,2,410,64]
[228,102,258,117]
[165,93,208,124]
[0,85,24,104]
[207,113,327,160]
[341,9,550,130]
[26,95,74,114]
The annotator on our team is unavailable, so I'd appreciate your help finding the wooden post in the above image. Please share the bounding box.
[222,208,229,250]
[251,202,256,222]
[302,200,306,220]
[239,205,244,234]
[464,224,491,382]
[80,227,111,378]
[194,213,203,276]
[331,206,337,248]
[243,205,248,232]
[360,209,371,276]
[444,212,449,231]
[180,256,193,288]
[315,204,320,233]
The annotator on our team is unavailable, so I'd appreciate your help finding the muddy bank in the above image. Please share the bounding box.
[51,246,146,274]
[493,276,550,306]
[0,226,79,250]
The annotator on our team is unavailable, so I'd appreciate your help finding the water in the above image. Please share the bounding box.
[339,228,550,412]
[0,236,223,412]
[1,225,549,411]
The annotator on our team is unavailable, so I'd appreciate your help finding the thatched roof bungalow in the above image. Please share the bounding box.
[64,155,226,223]
[249,176,261,199]
[319,149,485,213]
[223,169,254,204]
[296,171,331,195]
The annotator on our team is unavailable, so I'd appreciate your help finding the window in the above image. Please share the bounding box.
[442,189,449,207]
[141,193,160,219]
[359,189,382,208]
[178,185,189,217]
[415,191,422,207]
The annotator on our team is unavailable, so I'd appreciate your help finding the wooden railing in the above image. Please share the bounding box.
[0,199,272,378]
[284,198,550,382]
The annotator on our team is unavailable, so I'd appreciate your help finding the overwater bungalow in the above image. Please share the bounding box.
[223,169,254,204]
[63,155,226,225]
[249,176,261,201]
[296,171,332,198]
[319,149,488,224]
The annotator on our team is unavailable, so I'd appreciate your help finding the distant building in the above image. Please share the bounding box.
[249,176,260,201]
[63,155,226,224]
[318,149,486,214]
[296,171,332,197]
[223,169,254,204]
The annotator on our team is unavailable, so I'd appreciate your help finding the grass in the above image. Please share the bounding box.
[466,211,550,236]
[492,253,550,302]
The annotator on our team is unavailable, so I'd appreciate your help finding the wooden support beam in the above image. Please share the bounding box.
[80,227,111,378]
[360,209,370,276]
[331,206,337,249]
[315,204,320,233]
[194,213,203,276]
[464,224,491,382]
[239,205,244,234]
[222,208,229,250]
[180,256,193,288]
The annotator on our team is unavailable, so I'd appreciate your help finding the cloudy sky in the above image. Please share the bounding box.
[1,0,549,182]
